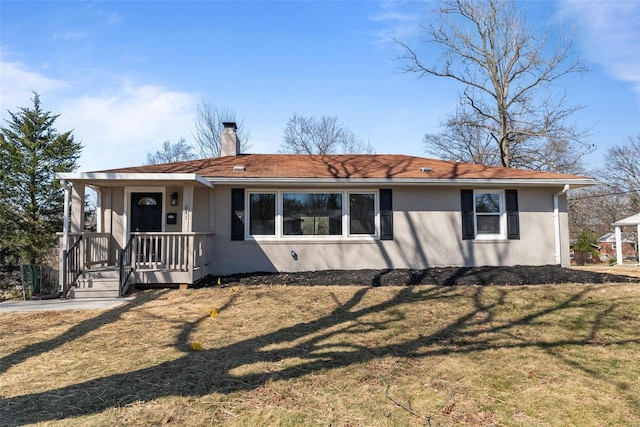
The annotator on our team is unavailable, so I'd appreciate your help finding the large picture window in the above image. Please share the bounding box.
[249,193,276,235]
[283,193,342,236]
[245,190,385,239]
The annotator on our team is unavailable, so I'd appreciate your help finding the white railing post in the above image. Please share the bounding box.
[188,234,194,276]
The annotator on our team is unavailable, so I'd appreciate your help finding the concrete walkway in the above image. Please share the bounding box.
[0,297,135,313]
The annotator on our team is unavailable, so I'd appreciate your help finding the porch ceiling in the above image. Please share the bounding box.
[55,172,212,188]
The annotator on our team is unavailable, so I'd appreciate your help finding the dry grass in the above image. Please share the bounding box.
[573,264,640,278]
[1,282,639,426]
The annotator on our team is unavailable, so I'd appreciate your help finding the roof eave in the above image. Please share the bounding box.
[56,172,213,188]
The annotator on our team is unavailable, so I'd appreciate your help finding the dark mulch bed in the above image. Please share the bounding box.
[199,265,639,287]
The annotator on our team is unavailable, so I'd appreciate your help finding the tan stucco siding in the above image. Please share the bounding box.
[101,185,215,235]
[209,185,568,275]
[192,187,212,232]
[164,186,183,233]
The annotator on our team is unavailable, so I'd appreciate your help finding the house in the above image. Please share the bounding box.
[597,232,638,262]
[611,213,640,265]
[56,123,597,298]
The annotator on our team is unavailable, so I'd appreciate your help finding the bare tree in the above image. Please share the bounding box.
[568,186,633,238]
[145,138,196,165]
[424,106,500,166]
[597,134,640,211]
[280,113,374,155]
[398,0,593,172]
[193,102,252,158]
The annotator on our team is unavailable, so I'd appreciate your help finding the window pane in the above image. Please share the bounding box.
[249,194,275,235]
[475,193,500,213]
[283,193,342,235]
[350,193,375,234]
[476,215,500,234]
[138,196,158,206]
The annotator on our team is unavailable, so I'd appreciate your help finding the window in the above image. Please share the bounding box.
[138,196,158,206]
[475,192,502,236]
[461,189,519,240]
[283,193,342,236]
[249,193,276,235]
[243,190,389,240]
[349,193,375,235]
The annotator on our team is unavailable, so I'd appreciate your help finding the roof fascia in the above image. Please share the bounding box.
[202,177,599,188]
[56,172,213,188]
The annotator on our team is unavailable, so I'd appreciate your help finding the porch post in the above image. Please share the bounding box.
[60,180,71,292]
[62,180,70,250]
[95,187,102,233]
[615,226,623,266]
[70,182,85,234]
[182,183,194,232]
[101,187,112,234]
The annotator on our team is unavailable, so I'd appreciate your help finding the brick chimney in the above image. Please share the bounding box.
[221,122,240,157]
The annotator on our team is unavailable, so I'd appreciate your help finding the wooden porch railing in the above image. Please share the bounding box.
[61,232,111,291]
[130,232,213,276]
[62,236,83,294]
[119,236,135,297]
[61,232,214,290]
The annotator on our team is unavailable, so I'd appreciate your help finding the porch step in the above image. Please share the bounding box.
[83,268,120,280]
[71,277,120,299]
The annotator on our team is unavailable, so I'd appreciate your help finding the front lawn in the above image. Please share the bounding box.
[1,283,639,426]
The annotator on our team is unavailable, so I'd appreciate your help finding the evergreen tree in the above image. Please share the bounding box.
[0,93,82,264]
[573,231,598,266]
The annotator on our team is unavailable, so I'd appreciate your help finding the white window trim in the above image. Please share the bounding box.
[246,189,380,241]
[246,191,278,237]
[347,191,379,238]
[473,189,507,240]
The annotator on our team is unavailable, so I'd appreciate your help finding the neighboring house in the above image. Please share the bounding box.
[611,213,640,265]
[597,232,638,262]
[56,123,597,298]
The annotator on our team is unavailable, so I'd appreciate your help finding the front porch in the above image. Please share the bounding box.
[56,172,216,298]
[61,232,214,298]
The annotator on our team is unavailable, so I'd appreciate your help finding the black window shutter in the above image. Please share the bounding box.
[231,188,245,241]
[505,189,520,240]
[461,189,474,240]
[380,189,393,240]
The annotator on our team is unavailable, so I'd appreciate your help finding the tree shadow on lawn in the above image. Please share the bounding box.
[2,285,639,426]
[0,290,170,377]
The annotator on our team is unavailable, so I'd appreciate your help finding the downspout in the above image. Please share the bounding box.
[553,184,570,265]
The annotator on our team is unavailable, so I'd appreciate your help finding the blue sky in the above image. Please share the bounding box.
[1,0,639,172]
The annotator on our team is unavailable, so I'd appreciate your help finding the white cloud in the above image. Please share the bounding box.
[556,0,640,98]
[0,61,68,110]
[1,58,198,171]
[59,82,198,171]
[53,31,90,41]
[369,1,428,45]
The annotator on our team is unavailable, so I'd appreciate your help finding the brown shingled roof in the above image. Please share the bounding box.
[95,154,591,181]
